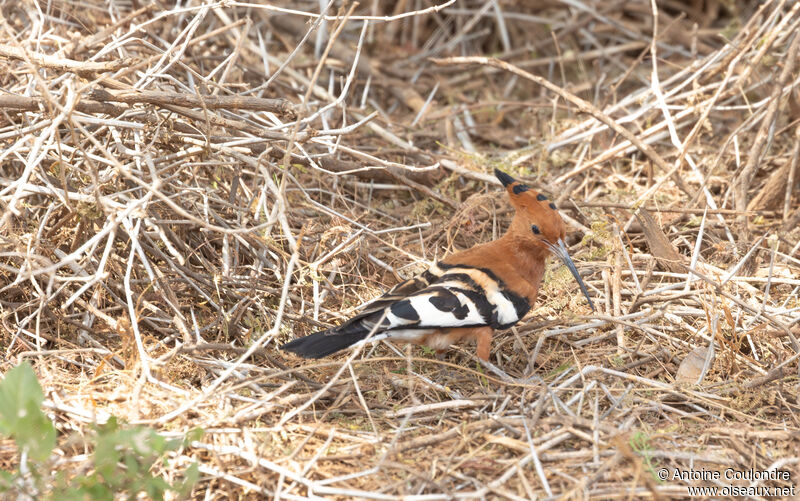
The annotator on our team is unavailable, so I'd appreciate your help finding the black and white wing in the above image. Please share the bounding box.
[282,263,531,358]
[336,263,531,335]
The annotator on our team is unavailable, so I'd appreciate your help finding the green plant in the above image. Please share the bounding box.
[0,362,57,463]
[61,417,202,500]
[629,430,659,482]
[0,363,201,500]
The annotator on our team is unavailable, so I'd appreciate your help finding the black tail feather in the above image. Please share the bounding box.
[280,329,369,358]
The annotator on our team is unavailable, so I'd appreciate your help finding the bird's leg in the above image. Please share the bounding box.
[474,327,493,361]
[424,327,493,361]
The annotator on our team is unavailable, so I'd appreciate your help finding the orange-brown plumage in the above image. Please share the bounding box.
[282,168,594,361]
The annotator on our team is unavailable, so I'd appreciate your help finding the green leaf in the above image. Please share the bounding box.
[177,463,200,497]
[0,469,13,491]
[185,428,204,443]
[0,363,56,461]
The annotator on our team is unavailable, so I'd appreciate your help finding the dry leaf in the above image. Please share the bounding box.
[636,209,685,273]
[675,346,713,383]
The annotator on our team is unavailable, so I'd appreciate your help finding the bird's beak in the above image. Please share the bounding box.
[547,238,595,311]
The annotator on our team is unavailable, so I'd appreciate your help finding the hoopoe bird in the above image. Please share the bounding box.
[282,168,595,361]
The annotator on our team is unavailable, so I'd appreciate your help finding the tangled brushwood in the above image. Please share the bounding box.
[1,0,799,498]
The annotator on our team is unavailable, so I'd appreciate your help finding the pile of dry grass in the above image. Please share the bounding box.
[1,0,799,498]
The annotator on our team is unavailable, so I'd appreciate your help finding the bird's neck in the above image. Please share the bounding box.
[496,223,550,305]
[440,216,549,304]
[497,227,548,300]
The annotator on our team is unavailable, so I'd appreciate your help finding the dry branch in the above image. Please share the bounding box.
[0,43,130,74]
[86,88,299,116]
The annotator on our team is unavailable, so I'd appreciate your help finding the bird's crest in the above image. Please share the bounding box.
[494,168,563,242]
[494,168,557,209]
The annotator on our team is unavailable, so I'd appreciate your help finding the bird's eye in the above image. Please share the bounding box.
[531,224,541,235]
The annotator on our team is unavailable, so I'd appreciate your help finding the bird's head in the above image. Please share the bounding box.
[494,168,595,311]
